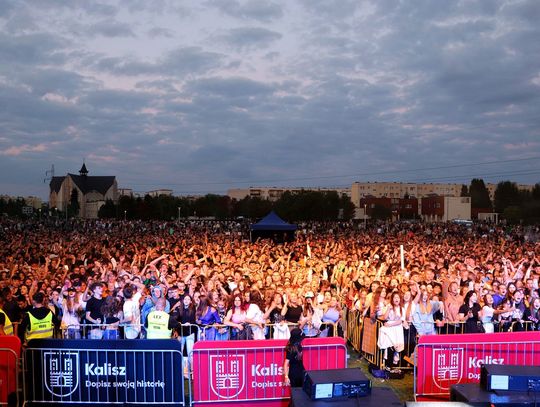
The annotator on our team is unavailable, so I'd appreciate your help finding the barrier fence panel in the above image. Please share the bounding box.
[414,331,540,401]
[191,337,347,407]
[23,339,185,406]
[0,336,21,407]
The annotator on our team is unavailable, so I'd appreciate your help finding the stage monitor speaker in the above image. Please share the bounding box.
[303,368,371,400]
[480,364,540,392]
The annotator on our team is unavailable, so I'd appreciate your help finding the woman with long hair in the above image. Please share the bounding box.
[283,328,305,387]
[176,294,197,377]
[522,297,540,331]
[196,295,221,340]
[101,296,122,340]
[61,288,83,339]
[412,286,443,336]
[458,291,482,333]
[245,290,265,340]
[223,294,248,340]
[377,292,405,366]
[320,296,342,337]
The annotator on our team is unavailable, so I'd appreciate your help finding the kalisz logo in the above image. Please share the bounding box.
[432,348,464,390]
[44,351,79,397]
[210,355,245,399]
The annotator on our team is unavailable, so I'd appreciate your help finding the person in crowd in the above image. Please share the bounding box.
[176,294,197,377]
[196,295,221,340]
[458,291,482,333]
[522,297,540,331]
[146,298,179,339]
[412,287,443,336]
[123,283,143,339]
[224,295,249,340]
[283,328,306,388]
[0,294,14,335]
[61,287,83,339]
[281,292,303,327]
[377,292,405,367]
[101,295,122,339]
[19,292,59,341]
[245,290,266,340]
[320,295,342,337]
[85,282,105,339]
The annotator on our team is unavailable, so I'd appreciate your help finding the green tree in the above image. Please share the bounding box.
[68,188,80,217]
[460,184,469,197]
[469,178,491,209]
[371,204,391,220]
[98,199,116,218]
[494,181,521,213]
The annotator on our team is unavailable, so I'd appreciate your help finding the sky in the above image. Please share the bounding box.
[1,0,539,200]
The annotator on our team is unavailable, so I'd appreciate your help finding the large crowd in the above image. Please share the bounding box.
[0,218,539,368]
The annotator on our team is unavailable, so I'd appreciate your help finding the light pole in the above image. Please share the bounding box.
[124,210,127,221]
[38,208,41,221]
[178,207,181,221]
[364,204,367,228]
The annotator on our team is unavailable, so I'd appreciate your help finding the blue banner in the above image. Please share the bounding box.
[25,339,184,406]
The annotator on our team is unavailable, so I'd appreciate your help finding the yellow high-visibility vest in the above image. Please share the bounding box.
[0,309,13,335]
[26,311,54,340]
[146,310,172,339]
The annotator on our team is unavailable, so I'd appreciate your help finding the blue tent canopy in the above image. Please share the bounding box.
[250,211,297,231]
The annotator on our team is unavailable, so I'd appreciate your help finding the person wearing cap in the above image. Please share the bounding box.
[283,328,305,387]
[60,287,83,339]
[145,298,178,339]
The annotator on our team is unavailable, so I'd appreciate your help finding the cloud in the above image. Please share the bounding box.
[1,143,48,157]
[86,19,135,38]
[219,27,282,50]
[208,0,283,22]
[91,46,224,77]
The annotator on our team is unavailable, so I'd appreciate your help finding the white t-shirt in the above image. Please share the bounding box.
[123,291,142,339]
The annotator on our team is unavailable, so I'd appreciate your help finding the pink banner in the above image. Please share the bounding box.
[192,337,347,407]
[416,331,540,400]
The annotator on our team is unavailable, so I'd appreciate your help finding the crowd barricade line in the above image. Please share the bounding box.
[0,336,21,407]
[414,331,540,401]
[22,339,185,406]
[61,323,147,340]
[190,337,347,407]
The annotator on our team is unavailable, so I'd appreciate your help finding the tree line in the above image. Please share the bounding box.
[97,190,356,221]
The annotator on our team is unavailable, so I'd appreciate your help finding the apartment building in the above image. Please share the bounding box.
[228,187,351,202]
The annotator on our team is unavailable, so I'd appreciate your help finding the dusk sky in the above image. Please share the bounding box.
[1,0,539,200]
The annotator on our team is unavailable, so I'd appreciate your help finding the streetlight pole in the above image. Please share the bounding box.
[124,210,127,221]
[178,207,181,221]
[38,208,41,221]
[364,204,367,228]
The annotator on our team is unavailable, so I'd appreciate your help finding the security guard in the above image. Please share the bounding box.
[146,298,178,339]
[19,292,59,342]
[0,294,14,335]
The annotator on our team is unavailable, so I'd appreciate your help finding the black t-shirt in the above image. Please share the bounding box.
[0,312,5,326]
[2,300,21,322]
[285,305,303,323]
[286,345,305,387]
[86,297,104,324]
[458,303,481,333]
[269,307,283,324]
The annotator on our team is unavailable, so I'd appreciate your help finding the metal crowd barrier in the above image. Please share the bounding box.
[61,323,147,339]
[198,321,341,341]
[0,347,18,407]
[345,306,540,372]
